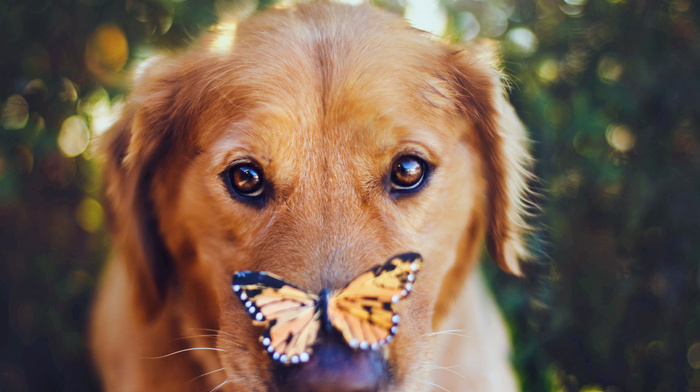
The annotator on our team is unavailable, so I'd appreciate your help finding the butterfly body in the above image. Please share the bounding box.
[232,253,422,365]
[316,289,333,334]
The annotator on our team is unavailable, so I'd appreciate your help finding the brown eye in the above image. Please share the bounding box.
[390,155,426,191]
[227,162,265,198]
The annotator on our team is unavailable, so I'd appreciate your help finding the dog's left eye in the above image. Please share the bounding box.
[390,155,427,193]
[223,161,266,200]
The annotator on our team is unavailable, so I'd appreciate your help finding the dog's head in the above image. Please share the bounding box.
[101,3,531,391]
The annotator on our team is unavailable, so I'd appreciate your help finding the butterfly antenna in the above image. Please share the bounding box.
[318,289,333,333]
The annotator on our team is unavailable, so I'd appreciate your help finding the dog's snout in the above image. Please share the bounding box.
[275,337,388,392]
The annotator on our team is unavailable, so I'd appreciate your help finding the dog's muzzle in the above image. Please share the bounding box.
[274,332,389,392]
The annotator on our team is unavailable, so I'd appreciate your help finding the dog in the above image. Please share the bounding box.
[89,2,532,391]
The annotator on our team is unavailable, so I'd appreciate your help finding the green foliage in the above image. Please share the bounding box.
[0,0,698,391]
[473,0,700,391]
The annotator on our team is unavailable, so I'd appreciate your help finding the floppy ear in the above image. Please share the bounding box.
[101,56,204,317]
[446,46,534,276]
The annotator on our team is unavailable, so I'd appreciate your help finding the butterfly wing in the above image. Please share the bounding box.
[327,252,422,350]
[233,271,321,364]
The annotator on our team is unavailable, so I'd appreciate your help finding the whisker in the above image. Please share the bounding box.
[187,328,238,340]
[430,364,460,369]
[208,378,230,392]
[427,364,466,380]
[424,329,475,340]
[420,379,450,392]
[177,334,220,340]
[207,375,247,392]
[179,330,244,347]
[187,328,228,335]
[180,334,241,347]
[143,347,226,359]
[189,367,225,384]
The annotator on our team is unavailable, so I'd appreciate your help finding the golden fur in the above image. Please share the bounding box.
[90,2,532,391]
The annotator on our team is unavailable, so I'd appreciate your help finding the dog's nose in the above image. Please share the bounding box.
[275,337,388,392]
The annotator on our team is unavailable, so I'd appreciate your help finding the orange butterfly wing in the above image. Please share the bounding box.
[233,272,320,364]
[328,252,422,350]
[232,253,423,363]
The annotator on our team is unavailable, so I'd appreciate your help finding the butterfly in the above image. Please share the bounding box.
[232,252,422,365]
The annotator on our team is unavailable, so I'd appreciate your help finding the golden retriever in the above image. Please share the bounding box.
[89,2,532,391]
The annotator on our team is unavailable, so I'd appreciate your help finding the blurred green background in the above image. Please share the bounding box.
[0,0,698,391]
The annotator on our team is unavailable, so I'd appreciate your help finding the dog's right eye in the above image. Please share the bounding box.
[224,161,265,200]
[389,155,428,194]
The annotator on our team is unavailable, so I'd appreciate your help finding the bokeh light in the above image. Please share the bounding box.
[458,12,481,41]
[1,95,29,130]
[58,115,90,158]
[404,0,447,36]
[559,2,584,17]
[85,23,129,80]
[80,87,123,136]
[480,7,508,37]
[505,27,538,56]
[58,78,79,103]
[537,58,560,83]
[605,123,635,153]
[597,55,624,83]
[75,198,104,233]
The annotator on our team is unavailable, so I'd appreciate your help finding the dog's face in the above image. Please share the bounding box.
[101,3,530,391]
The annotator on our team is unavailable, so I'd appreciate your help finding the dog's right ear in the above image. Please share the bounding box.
[442,44,535,276]
[100,56,206,318]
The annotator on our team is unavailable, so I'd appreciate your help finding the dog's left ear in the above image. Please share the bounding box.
[100,55,208,316]
[445,45,534,276]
